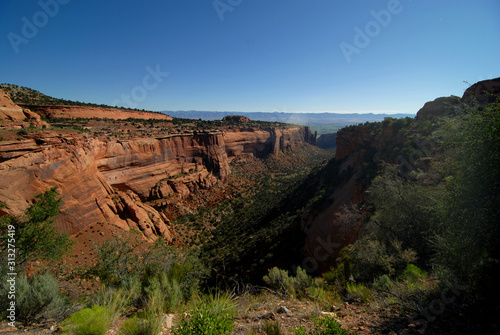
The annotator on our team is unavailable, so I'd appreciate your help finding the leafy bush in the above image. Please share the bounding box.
[373,274,393,291]
[263,320,283,335]
[351,236,417,282]
[307,286,328,302]
[0,187,72,270]
[91,233,207,310]
[399,264,427,283]
[263,267,313,296]
[293,316,351,335]
[172,304,233,335]
[345,283,373,302]
[433,104,500,295]
[263,267,291,291]
[93,286,136,322]
[63,305,111,335]
[119,313,162,335]
[145,273,182,314]
[0,272,66,323]
[362,165,444,264]
[173,293,235,335]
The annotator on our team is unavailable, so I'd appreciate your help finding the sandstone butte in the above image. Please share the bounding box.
[0,89,316,243]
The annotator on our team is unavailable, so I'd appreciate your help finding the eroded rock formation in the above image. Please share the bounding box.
[23,104,173,121]
[0,90,316,242]
[0,90,50,129]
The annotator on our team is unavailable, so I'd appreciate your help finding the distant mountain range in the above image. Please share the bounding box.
[163,110,414,135]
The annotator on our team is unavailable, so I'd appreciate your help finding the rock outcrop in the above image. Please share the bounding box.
[0,91,316,242]
[462,77,500,105]
[23,104,173,121]
[0,135,172,241]
[0,90,25,121]
[416,77,500,120]
[416,96,462,120]
[0,90,50,128]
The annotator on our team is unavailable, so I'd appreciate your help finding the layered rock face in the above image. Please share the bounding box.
[0,135,172,241]
[24,104,173,121]
[223,126,315,158]
[0,91,316,241]
[0,90,50,128]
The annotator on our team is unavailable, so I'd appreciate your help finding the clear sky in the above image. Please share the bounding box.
[1,0,499,115]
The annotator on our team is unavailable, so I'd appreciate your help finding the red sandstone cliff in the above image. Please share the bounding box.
[22,104,173,121]
[0,90,315,242]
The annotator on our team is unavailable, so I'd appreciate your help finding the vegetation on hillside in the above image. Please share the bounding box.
[1,83,130,109]
[0,85,498,333]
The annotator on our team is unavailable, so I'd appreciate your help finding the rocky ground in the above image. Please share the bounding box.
[0,297,412,335]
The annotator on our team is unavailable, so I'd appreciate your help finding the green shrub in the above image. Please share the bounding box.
[93,286,135,321]
[0,272,66,323]
[92,234,207,310]
[173,293,235,335]
[373,274,393,291]
[345,283,373,302]
[119,313,162,335]
[263,267,291,291]
[172,304,233,335]
[145,273,182,314]
[399,264,427,283]
[0,187,72,269]
[294,326,308,335]
[351,237,417,282]
[294,267,314,291]
[63,305,111,335]
[307,286,328,302]
[263,320,283,335]
[263,267,313,296]
[293,316,351,335]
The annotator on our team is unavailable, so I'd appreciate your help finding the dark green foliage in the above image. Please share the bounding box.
[399,264,427,283]
[346,101,499,299]
[345,282,373,302]
[263,267,313,296]
[293,316,352,335]
[0,83,141,111]
[198,146,335,284]
[90,233,207,311]
[433,103,500,294]
[0,187,71,268]
[0,272,66,323]
[348,164,444,282]
[172,295,236,335]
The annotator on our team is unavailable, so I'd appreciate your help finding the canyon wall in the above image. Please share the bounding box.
[301,77,500,273]
[22,104,173,121]
[0,92,315,241]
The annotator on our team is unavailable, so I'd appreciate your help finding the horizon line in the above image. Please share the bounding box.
[161,110,416,115]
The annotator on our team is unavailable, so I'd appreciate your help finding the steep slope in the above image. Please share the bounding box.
[297,77,500,274]
[0,87,317,244]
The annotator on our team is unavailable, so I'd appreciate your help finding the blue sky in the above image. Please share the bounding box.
[1,0,499,115]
